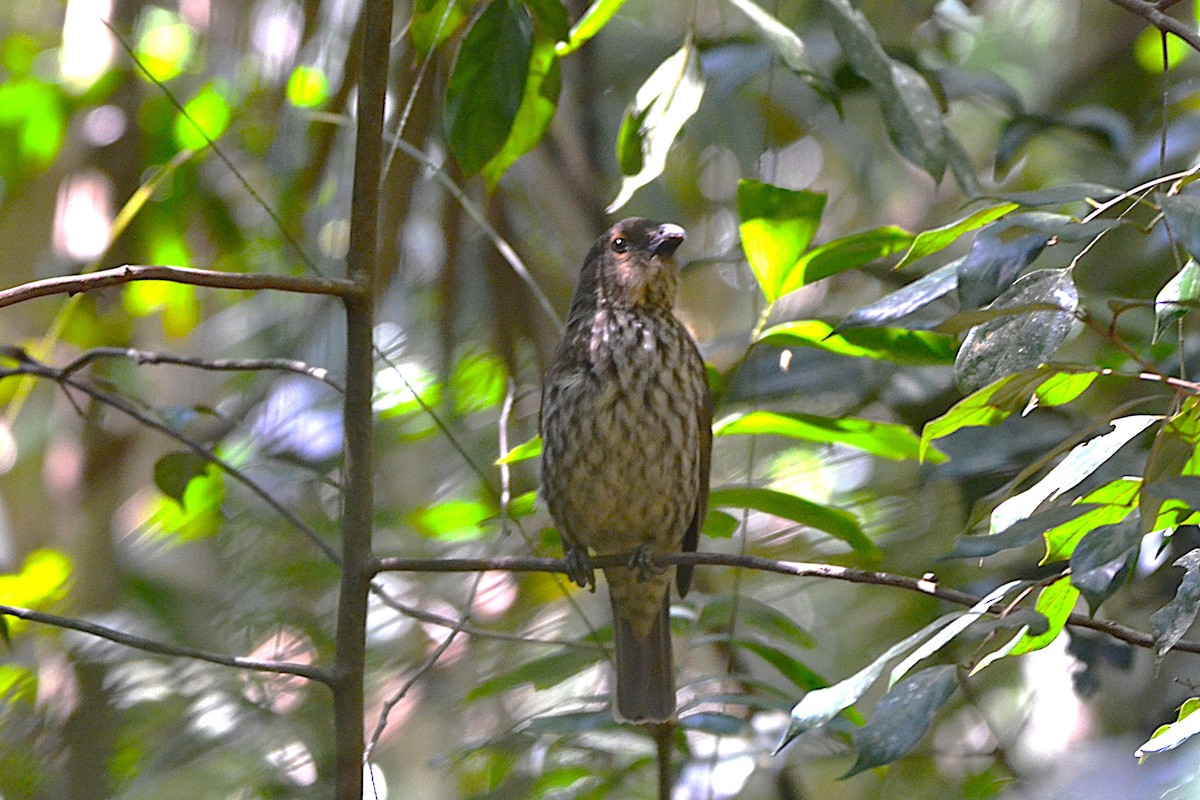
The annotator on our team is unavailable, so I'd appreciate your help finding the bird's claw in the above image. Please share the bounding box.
[628,544,664,582]
[564,547,595,591]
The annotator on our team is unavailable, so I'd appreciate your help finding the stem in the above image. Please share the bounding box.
[333,0,389,797]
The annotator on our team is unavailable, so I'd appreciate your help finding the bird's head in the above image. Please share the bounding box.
[578,218,686,312]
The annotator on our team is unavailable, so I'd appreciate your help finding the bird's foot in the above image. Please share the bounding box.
[564,547,595,591]
[628,544,664,582]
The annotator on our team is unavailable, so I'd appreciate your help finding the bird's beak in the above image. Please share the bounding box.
[649,224,686,258]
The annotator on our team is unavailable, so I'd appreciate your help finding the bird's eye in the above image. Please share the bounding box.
[611,237,629,254]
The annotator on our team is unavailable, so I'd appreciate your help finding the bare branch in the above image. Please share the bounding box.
[59,347,344,392]
[1106,0,1200,54]
[373,551,1200,656]
[0,264,359,311]
[0,603,332,685]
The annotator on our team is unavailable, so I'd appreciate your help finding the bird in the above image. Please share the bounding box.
[540,217,711,723]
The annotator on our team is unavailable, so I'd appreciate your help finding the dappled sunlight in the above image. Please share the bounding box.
[52,170,113,261]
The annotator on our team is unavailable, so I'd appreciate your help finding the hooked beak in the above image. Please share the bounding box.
[649,223,686,258]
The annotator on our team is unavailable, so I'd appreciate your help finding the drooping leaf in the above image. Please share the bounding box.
[444,0,534,176]
[1137,698,1200,759]
[954,269,1079,393]
[895,203,1018,270]
[1007,575,1080,657]
[1069,516,1143,613]
[839,260,960,331]
[700,596,816,650]
[607,39,705,212]
[496,435,542,465]
[988,415,1159,534]
[724,0,815,76]
[736,639,825,691]
[920,366,1100,460]
[775,614,962,752]
[844,665,958,777]
[555,0,626,55]
[792,226,914,285]
[948,504,1101,559]
[1043,478,1140,563]
[955,213,1076,310]
[737,180,827,302]
[1140,397,1200,534]
[1162,193,1200,262]
[709,487,874,555]
[757,320,957,366]
[714,410,943,462]
[1153,260,1200,344]
[1150,549,1200,659]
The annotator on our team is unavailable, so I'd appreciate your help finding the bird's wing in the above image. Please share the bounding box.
[677,357,711,598]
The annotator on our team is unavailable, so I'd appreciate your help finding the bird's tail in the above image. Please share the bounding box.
[609,587,675,723]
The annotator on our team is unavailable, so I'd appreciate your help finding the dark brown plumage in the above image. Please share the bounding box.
[540,218,712,723]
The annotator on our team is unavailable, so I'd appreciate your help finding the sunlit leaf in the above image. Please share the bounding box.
[702,509,739,538]
[895,203,1018,270]
[0,549,72,611]
[793,226,914,285]
[1135,26,1189,73]
[286,65,330,108]
[1007,575,1080,657]
[1150,549,1200,659]
[1137,698,1200,759]
[738,180,827,302]
[989,415,1159,534]
[1140,397,1200,534]
[409,499,497,541]
[148,461,224,542]
[556,0,626,55]
[608,40,705,212]
[844,665,958,777]
[174,82,232,150]
[949,504,1100,559]
[496,436,542,465]
[153,451,211,502]
[709,487,874,555]
[1043,478,1140,563]
[1153,259,1200,343]
[838,260,959,331]
[450,350,508,416]
[444,0,533,176]
[715,410,943,462]
[757,320,956,366]
[1070,516,1142,613]
[955,269,1079,393]
[136,8,196,83]
[0,79,66,171]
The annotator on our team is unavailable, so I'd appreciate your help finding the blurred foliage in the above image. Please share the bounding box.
[4,1,1200,799]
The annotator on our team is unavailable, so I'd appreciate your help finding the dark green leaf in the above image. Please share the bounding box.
[444,0,533,176]
[714,410,942,462]
[794,226,914,285]
[992,183,1122,207]
[1145,475,1200,506]
[895,203,1017,270]
[954,269,1079,393]
[845,665,958,777]
[608,40,705,211]
[702,509,739,538]
[524,710,612,735]
[709,487,875,555]
[948,504,1100,559]
[700,596,816,649]
[1069,516,1143,613]
[467,646,606,701]
[153,451,211,502]
[1154,260,1200,344]
[1162,193,1200,262]
[757,320,957,366]
[839,260,959,331]
[955,213,1073,310]
[679,711,749,735]
[736,639,825,691]
[1151,549,1200,659]
[737,180,828,302]
[1140,397,1200,534]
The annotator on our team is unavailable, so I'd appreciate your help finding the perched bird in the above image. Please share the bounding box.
[540,218,712,723]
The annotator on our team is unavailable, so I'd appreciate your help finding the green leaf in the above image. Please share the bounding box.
[0,549,72,637]
[949,504,1100,560]
[1151,549,1200,659]
[174,82,232,150]
[444,0,533,176]
[556,0,626,55]
[989,415,1160,535]
[1137,698,1200,759]
[411,0,474,53]
[700,596,816,649]
[147,461,224,542]
[702,509,739,538]
[895,203,1018,270]
[1154,259,1200,344]
[839,260,959,331]
[709,487,875,555]
[722,0,834,99]
[955,213,1077,310]
[1069,516,1142,613]
[0,664,35,703]
[845,665,958,777]
[524,710,612,735]
[679,712,748,735]
[467,646,606,701]
[607,39,705,212]
[408,499,497,541]
[1007,576,1080,657]
[714,410,943,463]
[920,366,1100,460]
[450,350,508,416]
[1140,397,1200,534]
[153,451,211,502]
[737,639,825,691]
[990,183,1121,207]
[1162,193,1200,263]
[1043,479,1140,563]
[793,226,915,285]
[737,180,828,302]
[479,5,563,187]
[776,613,962,752]
[954,269,1080,393]
[757,320,956,366]
[496,435,542,465]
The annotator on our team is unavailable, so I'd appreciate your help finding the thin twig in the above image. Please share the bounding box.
[59,347,344,392]
[373,551,1200,656]
[0,604,332,685]
[1106,0,1200,54]
[0,264,359,310]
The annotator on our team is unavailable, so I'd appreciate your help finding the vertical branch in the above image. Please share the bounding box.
[334,0,390,798]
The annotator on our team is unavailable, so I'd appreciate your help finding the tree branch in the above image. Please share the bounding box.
[0,264,360,310]
[1106,0,1200,54]
[0,604,332,685]
[374,551,1200,656]
[59,346,344,392]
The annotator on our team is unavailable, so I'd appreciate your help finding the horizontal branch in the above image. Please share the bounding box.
[60,346,344,392]
[0,604,332,685]
[374,551,1200,656]
[1106,0,1200,54]
[0,264,360,310]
